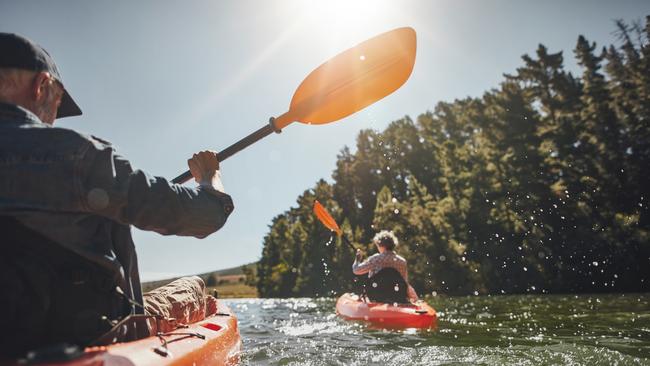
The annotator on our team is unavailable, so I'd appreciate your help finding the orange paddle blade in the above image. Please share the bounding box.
[313,200,342,236]
[274,27,417,129]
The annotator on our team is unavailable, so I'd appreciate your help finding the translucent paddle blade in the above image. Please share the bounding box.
[313,200,341,235]
[276,27,417,129]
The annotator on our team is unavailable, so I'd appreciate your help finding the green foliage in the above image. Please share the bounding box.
[256,18,650,297]
[241,265,257,287]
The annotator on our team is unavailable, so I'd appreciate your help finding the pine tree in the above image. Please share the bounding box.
[254,18,650,297]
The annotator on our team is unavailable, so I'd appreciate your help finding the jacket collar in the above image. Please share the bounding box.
[0,102,44,126]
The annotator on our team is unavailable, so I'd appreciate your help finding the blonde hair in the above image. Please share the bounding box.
[373,230,398,250]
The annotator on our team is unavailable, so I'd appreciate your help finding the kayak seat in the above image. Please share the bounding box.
[0,216,129,358]
[364,267,409,304]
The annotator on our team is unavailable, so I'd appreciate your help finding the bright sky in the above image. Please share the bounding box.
[2,0,649,281]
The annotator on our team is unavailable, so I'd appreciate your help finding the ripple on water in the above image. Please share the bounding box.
[223,294,650,365]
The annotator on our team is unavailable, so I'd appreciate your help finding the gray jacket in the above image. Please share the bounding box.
[0,102,233,345]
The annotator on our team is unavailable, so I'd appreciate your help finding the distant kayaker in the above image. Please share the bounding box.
[0,33,234,356]
[353,230,419,302]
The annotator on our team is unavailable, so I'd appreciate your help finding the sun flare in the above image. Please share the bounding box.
[296,0,401,45]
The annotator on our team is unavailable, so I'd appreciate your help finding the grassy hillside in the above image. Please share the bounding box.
[142,262,257,297]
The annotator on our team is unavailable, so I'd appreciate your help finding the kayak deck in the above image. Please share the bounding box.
[336,292,437,328]
[11,301,241,366]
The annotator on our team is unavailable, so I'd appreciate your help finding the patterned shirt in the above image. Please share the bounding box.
[352,250,409,281]
[352,250,418,300]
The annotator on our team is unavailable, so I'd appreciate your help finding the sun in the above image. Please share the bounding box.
[296,0,401,44]
[191,0,410,124]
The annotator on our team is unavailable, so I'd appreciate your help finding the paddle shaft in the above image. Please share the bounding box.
[171,28,416,185]
[342,234,356,252]
[171,120,280,184]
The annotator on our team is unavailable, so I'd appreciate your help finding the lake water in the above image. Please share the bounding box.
[223,293,650,365]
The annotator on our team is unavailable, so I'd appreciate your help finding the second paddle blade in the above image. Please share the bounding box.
[313,200,342,235]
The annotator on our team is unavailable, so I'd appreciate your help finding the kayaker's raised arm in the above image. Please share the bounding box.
[79,141,234,239]
[352,250,377,275]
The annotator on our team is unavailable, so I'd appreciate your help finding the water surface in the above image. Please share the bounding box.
[224,293,650,365]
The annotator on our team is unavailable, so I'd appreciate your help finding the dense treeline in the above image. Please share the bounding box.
[256,18,650,297]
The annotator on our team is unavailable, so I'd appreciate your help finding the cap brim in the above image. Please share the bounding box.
[56,88,82,119]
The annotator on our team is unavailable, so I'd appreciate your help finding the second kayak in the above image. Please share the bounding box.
[336,292,437,328]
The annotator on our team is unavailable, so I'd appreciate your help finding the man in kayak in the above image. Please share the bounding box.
[0,33,234,356]
[353,230,419,302]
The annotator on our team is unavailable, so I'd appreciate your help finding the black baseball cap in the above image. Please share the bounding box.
[0,33,82,119]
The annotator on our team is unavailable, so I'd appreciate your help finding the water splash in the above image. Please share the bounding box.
[225,294,650,365]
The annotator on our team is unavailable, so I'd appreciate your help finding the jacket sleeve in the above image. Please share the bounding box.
[77,137,233,238]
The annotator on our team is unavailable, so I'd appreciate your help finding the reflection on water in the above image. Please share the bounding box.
[223,294,650,365]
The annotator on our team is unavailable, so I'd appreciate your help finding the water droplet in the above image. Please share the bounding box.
[87,188,109,210]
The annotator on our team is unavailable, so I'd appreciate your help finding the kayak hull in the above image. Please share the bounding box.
[336,292,437,328]
[9,300,241,366]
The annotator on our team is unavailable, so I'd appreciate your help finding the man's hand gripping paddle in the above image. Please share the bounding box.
[172,27,417,184]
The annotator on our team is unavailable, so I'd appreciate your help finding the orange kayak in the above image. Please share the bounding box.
[9,300,241,366]
[336,292,437,328]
